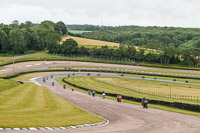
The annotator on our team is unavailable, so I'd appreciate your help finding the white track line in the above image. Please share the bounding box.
[45,62,53,64]
[30,77,41,86]
[25,65,33,67]
[34,63,42,66]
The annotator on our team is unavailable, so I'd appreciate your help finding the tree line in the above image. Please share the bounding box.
[49,38,200,67]
[80,26,200,48]
[71,25,200,67]
[0,20,67,54]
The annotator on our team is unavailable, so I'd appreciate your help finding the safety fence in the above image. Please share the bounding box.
[134,88,200,102]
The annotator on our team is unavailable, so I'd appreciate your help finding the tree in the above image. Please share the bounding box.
[99,45,113,57]
[35,28,48,50]
[119,41,136,58]
[39,20,55,32]
[9,29,26,54]
[193,48,200,67]
[134,49,145,61]
[0,30,7,52]
[21,28,40,50]
[0,26,12,53]
[112,49,123,57]
[88,47,100,56]
[178,40,194,50]
[61,39,78,54]
[11,20,19,29]
[160,46,176,65]
[194,38,200,48]
[145,52,159,63]
[54,21,68,35]
[181,49,194,67]
[77,46,89,55]
[25,21,33,27]
[46,32,61,53]
[19,21,33,29]
[36,27,61,51]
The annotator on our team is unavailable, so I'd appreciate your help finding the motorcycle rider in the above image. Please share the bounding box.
[102,91,106,99]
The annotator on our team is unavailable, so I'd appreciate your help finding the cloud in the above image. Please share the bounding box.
[0,0,200,27]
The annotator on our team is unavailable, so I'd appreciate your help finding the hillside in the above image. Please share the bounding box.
[80,26,200,49]
[62,35,119,48]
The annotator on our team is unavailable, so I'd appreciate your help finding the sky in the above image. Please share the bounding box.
[0,0,200,27]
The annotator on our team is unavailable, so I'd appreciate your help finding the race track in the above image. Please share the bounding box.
[1,61,200,133]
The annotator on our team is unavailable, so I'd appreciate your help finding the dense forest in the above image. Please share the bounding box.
[0,20,67,54]
[67,24,101,31]
[77,25,200,67]
[81,26,200,49]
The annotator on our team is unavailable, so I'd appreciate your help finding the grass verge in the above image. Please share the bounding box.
[0,81,103,128]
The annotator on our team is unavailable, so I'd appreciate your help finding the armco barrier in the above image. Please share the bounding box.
[62,78,200,112]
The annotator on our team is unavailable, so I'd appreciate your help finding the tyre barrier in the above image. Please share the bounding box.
[17,81,24,84]
[62,78,200,112]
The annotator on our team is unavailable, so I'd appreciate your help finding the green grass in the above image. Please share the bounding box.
[11,75,32,81]
[0,79,20,92]
[56,77,200,116]
[123,74,200,84]
[69,30,92,34]
[62,76,200,104]
[96,77,200,97]
[0,81,103,128]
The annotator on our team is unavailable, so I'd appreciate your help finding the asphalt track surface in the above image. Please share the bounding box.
[1,61,200,133]
[2,61,200,75]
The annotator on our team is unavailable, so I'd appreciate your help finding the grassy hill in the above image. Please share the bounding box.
[62,35,119,48]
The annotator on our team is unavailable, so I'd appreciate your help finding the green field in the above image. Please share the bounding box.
[69,30,92,34]
[0,79,102,128]
[62,35,119,48]
[62,76,200,104]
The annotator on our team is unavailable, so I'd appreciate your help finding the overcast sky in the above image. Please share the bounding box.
[0,0,200,27]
